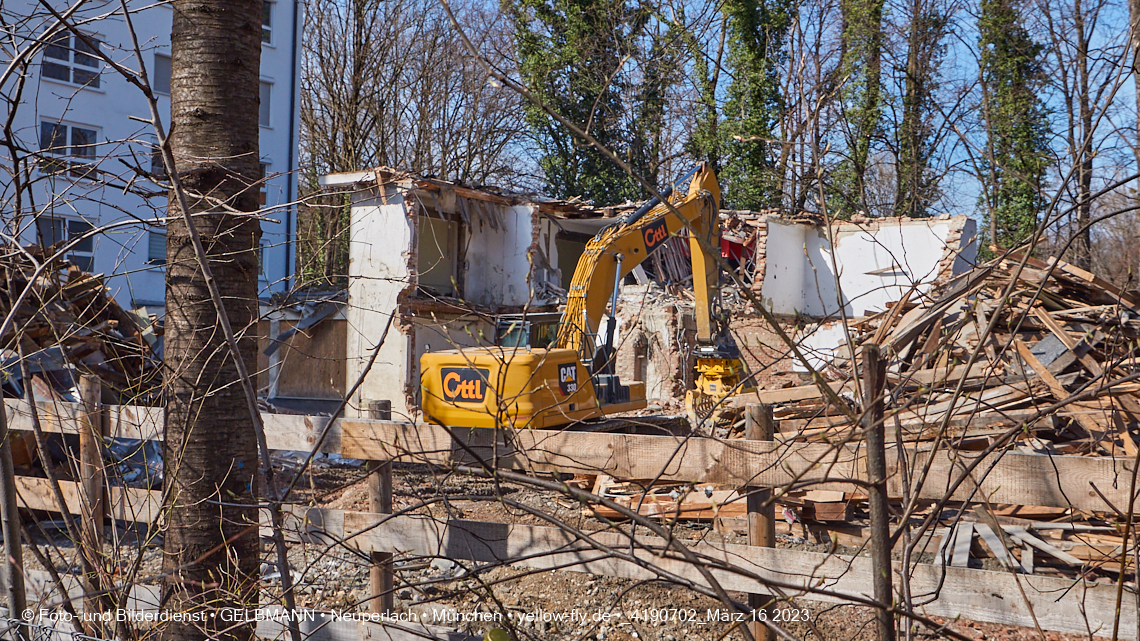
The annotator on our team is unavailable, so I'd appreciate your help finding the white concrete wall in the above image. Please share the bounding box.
[762,216,977,319]
[465,206,563,308]
[760,220,809,315]
[341,187,569,417]
[3,0,303,309]
[345,189,415,418]
[465,205,535,307]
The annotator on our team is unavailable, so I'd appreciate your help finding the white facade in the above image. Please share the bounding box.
[323,170,567,419]
[761,215,977,318]
[2,0,302,308]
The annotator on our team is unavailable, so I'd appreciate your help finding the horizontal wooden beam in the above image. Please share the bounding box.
[4,400,338,454]
[15,476,162,524]
[4,399,163,441]
[9,401,1139,514]
[340,420,1140,512]
[339,510,1135,639]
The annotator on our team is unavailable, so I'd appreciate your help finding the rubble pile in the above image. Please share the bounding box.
[0,245,162,402]
[595,252,1140,579]
[779,251,1140,455]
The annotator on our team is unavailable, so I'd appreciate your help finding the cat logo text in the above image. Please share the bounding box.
[441,368,489,402]
[642,218,669,252]
[557,363,578,396]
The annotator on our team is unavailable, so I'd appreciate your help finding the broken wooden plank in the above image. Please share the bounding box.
[801,501,852,522]
[975,523,1018,569]
[1032,307,1104,377]
[950,522,973,568]
[1002,526,1084,566]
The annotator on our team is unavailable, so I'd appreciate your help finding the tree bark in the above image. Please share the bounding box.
[863,344,895,641]
[162,2,262,641]
[1071,0,1093,270]
[1132,0,1140,179]
[745,404,775,641]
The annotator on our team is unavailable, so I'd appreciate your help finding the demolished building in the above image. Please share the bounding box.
[324,166,978,420]
[612,213,978,400]
[322,168,621,420]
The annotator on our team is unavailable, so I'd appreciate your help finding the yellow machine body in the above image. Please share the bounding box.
[420,162,749,430]
[421,347,645,429]
[685,357,748,426]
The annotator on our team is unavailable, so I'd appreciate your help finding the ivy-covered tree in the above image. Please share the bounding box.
[628,23,683,191]
[894,0,948,217]
[834,0,885,215]
[718,0,794,211]
[684,15,724,175]
[978,0,1049,251]
[508,0,675,205]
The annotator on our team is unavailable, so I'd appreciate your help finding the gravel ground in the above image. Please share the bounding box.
[10,462,1114,640]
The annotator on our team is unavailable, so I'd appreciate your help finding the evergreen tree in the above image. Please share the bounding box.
[508,0,674,204]
[719,0,793,211]
[834,0,885,216]
[978,0,1049,250]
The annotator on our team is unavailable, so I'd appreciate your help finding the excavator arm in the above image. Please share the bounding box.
[556,163,722,358]
[419,162,749,431]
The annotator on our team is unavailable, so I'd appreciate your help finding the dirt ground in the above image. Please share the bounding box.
[274,462,1111,641]
[14,460,1112,640]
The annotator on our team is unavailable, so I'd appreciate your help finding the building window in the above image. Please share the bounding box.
[417,216,458,297]
[42,31,102,89]
[259,81,271,127]
[39,121,98,177]
[153,53,171,94]
[68,220,94,271]
[259,163,269,205]
[148,231,166,265]
[262,2,273,44]
[36,216,95,270]
[36,217,65,246]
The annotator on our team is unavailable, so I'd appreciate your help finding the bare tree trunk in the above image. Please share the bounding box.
[1071,0,1093,270]
[162,2,262,640]
[1131,0,1140,177]
[863,344,895,641]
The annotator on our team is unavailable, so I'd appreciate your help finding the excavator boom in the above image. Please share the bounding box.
[556,163,721,356]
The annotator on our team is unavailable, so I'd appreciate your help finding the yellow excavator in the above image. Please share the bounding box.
[420,162,751,430]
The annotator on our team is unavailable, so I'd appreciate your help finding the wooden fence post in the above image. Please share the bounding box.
[862,345,895,641]
[745,403,775,641]
[367,400,394,615]
[78,375,108,632]
[0,399,27,641]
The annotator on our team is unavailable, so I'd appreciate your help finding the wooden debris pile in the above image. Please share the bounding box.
[764,251,1140,456]
[586,252,1140,579]
[0,245,162,401]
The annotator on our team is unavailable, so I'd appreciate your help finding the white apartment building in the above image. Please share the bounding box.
[3,0,302,309]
